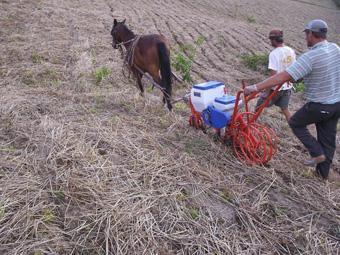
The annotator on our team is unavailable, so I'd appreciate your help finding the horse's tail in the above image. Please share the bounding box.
[157,42,172,110]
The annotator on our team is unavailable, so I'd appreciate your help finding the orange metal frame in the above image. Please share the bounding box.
[189,81,284,164]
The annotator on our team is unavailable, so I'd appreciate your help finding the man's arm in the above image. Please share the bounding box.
[269,70,277,77]
[245,53,313,95]
[259,69,277,93]
[244,71,292,95]
[256,71,291,90]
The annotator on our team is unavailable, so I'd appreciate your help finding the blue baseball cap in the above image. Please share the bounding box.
[303,19,328,34]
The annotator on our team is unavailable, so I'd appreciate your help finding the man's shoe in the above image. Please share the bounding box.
[303,155,326,167]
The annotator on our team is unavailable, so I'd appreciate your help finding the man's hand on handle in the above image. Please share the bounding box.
[244,84,258,96]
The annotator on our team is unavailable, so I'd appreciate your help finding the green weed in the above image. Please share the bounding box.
[22,71,36,86]
[93,67,111,84]
[174,102,187,112]
[172,36,205,82]
[241,53,269,74]
[31,52,45,64]
[220,190,233,202]
[187,207,200,220]
[247,16,256,23]
[293,81,305,92]
[53,190,65,199]
[42,208,55,223]
[172,52,193,82]
[0,204,5,219]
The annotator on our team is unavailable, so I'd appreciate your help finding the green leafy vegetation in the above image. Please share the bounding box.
[187,207,200,220]
[172,52,192,82]
[93,66,111,84]
[220,189,233,202]
[247,16,256,23]
[0,204,5,219]
[42,208,55,223]
[294,81,305,92]
[172,36,205,82]
[31,52,45,64]
[174,102,187,112]
[241,53,269,74]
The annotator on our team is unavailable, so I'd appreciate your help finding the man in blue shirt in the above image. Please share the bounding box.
[245,19,340,180]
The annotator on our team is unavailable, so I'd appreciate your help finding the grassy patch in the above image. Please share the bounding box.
[301,169,314,178]
[42,208,55,223]
[39,69,59,80]
[0,204,5,219]
[241,53,269,74]
[51,79,61,88]
[38,69,61,87]
[53,190,65,199]
[159,115,172,128]
[194,35,205,47]
[31,52,45,64]
[22,71,36,86]
[146,86,154,93]
[218,35,226,47]
[273,206,288,217]
[247,16,256,23]
[187,207,200,220]
[0,68,6,78]
[219,189,233,202]
[93,66,111,84]
[174,102,188,112]
[89,106,98,114]
[176,189,189,201]
[120,101,134,113]
[111,115,119,124]
[0,144,17,153]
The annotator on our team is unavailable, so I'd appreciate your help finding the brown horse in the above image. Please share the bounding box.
[111,19,173,110]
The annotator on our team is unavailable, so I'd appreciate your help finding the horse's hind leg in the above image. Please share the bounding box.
[150,69,172,111]
[133,69,144,96]
[164,91,172,111]
[152,75,166,105]
[155,75,172,110]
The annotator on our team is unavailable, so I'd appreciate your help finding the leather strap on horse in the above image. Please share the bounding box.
[122,35,141,77]
[116,38,136,47]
